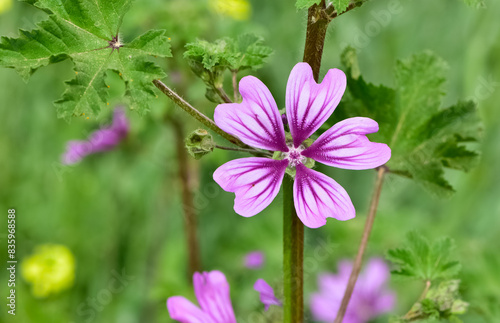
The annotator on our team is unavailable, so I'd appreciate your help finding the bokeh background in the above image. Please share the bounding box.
[1,0,499,322]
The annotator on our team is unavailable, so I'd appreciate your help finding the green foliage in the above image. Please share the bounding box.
[0,0,171,118]
[338,47,481,197]
[184,34,272,75]
[394,280,469,322]
[332,0,351,13]
[295,0,321,10]
[184,34,272,102]
[185,129,215,160]
[387,232,461,282]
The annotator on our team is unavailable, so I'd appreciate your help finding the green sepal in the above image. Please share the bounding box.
[185,129,215,160]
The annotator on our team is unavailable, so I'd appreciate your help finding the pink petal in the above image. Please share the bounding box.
[374,291,396,314]
[61,141,93,165]
[254,279,282,311]
[88,128,122,152]
[214,76,288,152]
[213,158,288,217]
[286,63,346,147]
[293,164,355,228]
[193,271,237,323]
[310,293,342,323]
[244,251,265,269]
[110,107,130,137]
[303,117,391,170]
[358,258,390,295]
[167,296,214,323]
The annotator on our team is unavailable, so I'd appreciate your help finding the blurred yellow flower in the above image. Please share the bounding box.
[0,0,13,14]
[209,0,251,21]
[22,244,75,298]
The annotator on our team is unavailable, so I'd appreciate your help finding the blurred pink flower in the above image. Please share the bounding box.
[213,62,390,228]
[167,271,279,322]
[244,251,264,269]
[62,108,129,165]
[310,258,396,323]
[254,279,282,311]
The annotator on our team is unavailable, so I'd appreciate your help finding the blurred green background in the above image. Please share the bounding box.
[1,0,499,322]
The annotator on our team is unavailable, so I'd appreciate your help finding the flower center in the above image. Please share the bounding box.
[283,145,306,167]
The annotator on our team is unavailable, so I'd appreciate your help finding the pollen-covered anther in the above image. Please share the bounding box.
[283,144,306,167]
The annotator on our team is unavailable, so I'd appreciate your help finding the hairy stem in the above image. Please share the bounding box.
[215,144,272,157]
[231,70,239,102]
[283,175,304,322]
[303,0,330,81]
[171,118,202,278]
[334,166,387,323]
[153,80,243,146]
[402,280,432,320]
[214,86,233,103]
[282,1,332,321]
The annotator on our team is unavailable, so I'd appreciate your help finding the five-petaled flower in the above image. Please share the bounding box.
[213,63,391,228]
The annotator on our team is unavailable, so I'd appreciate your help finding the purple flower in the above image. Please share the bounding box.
[213,63,390,228]
[310,258,396,323]
[254,279,282,311]
[167,271,278,322]
[244,251,265,269]
[167,271,237,323]
[62,108,129,165]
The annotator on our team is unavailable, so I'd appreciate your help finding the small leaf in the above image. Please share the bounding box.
[386,231,461,281]
[0,0,171,118]
[295,0,321,10]
[332,0,351,13]
[336,47,481,197]
[184,35,272,97]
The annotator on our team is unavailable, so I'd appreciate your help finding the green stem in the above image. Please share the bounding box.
[302,0,330,81]
[334,166,387,323]
[214,86,232,103]
[283,175,304,323]
[214,144,272,157]
[153,80,242,146]
[231,70,239,102]
[281,1,332,321]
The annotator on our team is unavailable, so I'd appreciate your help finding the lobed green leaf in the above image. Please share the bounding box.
[0,0,171,118]
[386,231,461,282]
[336,47,481,197]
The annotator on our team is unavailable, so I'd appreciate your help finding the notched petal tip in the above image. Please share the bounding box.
[293,165,355,228]
[213,75,288,152]
[286,63,347,147]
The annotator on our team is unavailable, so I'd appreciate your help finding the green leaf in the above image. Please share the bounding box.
[184,34,272,73]
[295,0,321,10]
[184,34,272,96]
[0,0,171,118]
[386,231,461,281]
[229,34,274,71]
[332,0,351,13]
[337,47,481,197]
